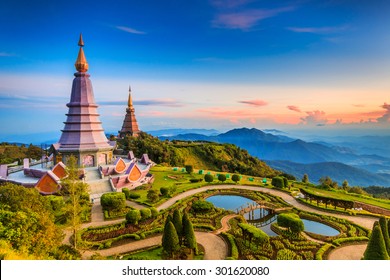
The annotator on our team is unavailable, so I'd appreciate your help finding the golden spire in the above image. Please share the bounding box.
[75,33,89,72]
[128,86,133,108]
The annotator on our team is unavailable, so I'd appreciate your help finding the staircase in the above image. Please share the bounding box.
[84,167,113,198]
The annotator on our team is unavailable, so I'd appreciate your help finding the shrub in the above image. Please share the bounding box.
[160,186,169,196]
[122,188,130,199]
[126,209,141,225]
[189,178,203,183]
[100,192,126,210]
[231,174,240,183]
[218,174,227,182]
[191,199,214,213]
[363,223,389,260]
[277,213,304,233]
[150,207,159,218]
[140,208,152,220]
[271,177,285,188]
[147,189,159,202]
[128,193,140,199]
[204,174,214,183]
[185,165,194,174]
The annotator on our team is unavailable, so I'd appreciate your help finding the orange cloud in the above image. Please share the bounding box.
[238,99,268,107]
[287,105,301,113]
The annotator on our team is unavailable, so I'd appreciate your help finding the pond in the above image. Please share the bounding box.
[206,195,279,236]
[205,194,340,237]
[301,219,340,236]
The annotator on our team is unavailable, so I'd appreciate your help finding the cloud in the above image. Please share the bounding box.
[210,0,254,9]
[238,99,268,107]
[100,98,184,107]
[0,52,15,57]
[286,25,349,34]
[116,25,146,35]
[377,102,390,124]
[300,110,328,126]
[287,105,301,113]
[212,7,294,30]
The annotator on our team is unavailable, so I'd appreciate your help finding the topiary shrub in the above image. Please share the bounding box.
[218,174,227,182]
[185,165,194,174]
[204,174,214,183]
[126,209,141,225]
[128,193,140,199]
[271,177,285,188]
[122,188,130,199]
[140,208,152,221]
[231,174,240,183]
[189,178,203,183]
[191,199,214,213]
[150,207,159,218]
[100,192,126,211]
[363,223,389,260]
[277,213,304,233]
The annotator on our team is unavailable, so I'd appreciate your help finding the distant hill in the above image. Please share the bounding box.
[160,127,390,187]
[117,132,279,178]
[266,160,390,187]
[147,128,219,137]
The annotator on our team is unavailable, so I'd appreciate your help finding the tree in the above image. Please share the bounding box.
[126,209,141,225]
[218,174,226,183]
[182,212,197,254]
[185,165,193,174]
[342,180,349,190]
[231,174,240,183]
[0,183,63,258]
[271,177,285,188]
[363,223,389,260]
[162,221,180,258]
[147,189,159,202]
[283,177,288,188]
[302,174,309,183]
[379,217,390,255]
[172,209,183,243]
[204,174,214,183]
[62,155,89,250]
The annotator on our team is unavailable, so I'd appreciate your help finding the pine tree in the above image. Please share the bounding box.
[172,209,183,244]
[182,212,197,254]
[363,223,389,260]
[162,221,180,258]
[379,217,390,255]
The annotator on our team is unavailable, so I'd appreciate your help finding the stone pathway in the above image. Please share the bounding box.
[327,243,368,260]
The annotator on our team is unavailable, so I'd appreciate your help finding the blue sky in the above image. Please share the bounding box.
[1,0,390,142]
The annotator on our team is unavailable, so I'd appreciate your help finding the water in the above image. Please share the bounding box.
[301,218,340,236]
[206,194,340,237]
[206,194,279,236]
[206,195,255,211]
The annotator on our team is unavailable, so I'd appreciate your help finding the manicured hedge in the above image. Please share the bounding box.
[277,213,304,233]
[101,192,126,210]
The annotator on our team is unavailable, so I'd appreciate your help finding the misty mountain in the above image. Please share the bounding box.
[160,127,390,187]
[265,160,390,187]
[147,128,219,137]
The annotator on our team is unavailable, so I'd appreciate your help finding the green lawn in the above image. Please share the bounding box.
[120,246,204,260]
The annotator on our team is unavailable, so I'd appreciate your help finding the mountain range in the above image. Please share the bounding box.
[156,127,390,187]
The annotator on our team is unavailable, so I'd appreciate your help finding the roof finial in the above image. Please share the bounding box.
[75,33,88,72]
[128,88,133,108]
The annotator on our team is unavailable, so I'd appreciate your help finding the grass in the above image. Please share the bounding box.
[119,246,204,260]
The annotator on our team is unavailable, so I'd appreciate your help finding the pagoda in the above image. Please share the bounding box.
[52,34,115,167]
[119,86,140,138]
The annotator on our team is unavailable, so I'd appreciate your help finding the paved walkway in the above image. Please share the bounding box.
[76,184,378,260]
[327,243,368,260]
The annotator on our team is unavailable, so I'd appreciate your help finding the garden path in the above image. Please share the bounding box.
[81,231,227,260]
[327,243,368,260]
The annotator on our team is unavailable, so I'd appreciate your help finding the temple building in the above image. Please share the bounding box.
[118,87,140,138]
[52,34,115,167]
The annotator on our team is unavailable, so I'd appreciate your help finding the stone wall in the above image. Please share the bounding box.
[353,201,390,216]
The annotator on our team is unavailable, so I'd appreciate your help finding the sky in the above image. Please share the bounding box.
[0,0,390,142]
